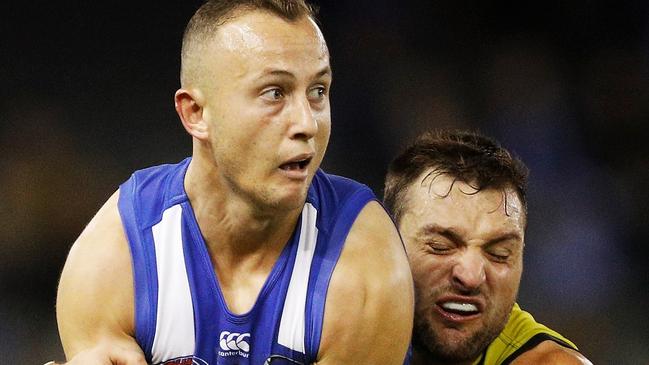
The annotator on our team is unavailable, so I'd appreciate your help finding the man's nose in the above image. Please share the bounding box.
[288,96,318,140]
[451,249,486,294]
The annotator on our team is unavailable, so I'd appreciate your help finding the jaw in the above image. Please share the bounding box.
[254,168,316,212]
[412,303,491,362]
[431,313,483,343]
[413,322,487,365]
[415,299,516,365]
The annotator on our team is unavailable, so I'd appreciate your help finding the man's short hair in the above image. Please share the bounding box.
[181,0,318,86]
[383,129,529,224]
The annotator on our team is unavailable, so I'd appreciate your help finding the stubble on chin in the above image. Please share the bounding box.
[413,317,501,363]
[412,299,512,363]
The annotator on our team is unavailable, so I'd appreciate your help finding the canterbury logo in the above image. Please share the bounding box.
[219,331,251,352]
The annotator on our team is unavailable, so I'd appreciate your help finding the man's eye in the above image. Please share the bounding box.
[307,86,326,100]
[487,251,510,263]
[427,243,453,255]
[261,88,283,101]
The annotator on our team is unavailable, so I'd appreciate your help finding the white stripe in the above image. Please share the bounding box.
[151,205,195,363]
[277,203,318,352]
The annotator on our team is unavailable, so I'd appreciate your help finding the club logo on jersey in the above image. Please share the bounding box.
[159,355,209,365]
[218,331,251,358]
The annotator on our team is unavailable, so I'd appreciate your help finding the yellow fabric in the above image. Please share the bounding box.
[472,303,577,365]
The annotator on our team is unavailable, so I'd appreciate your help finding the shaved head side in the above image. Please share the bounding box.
[180,0,318,88]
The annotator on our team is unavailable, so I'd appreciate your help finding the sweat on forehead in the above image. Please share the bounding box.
[415,171,524,218]
[383,129,529,225]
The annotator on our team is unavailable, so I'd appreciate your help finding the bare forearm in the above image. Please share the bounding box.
[45,343,147,365]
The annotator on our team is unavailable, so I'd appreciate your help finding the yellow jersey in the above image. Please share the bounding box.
[472,303,578,365]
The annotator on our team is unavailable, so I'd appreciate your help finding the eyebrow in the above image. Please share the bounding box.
[483,232,523,248]
[419,224,463,244]
[419,224,523,246]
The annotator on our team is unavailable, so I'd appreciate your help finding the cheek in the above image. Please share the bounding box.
[410,254,447,289]
[488,264,522,297]
[316,118,331,140]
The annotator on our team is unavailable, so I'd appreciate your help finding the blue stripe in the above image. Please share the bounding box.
[181,203,215,360]
[304,189,375,362]
[118,175,159,362]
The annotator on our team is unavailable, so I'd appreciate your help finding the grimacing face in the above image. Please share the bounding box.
[190,10,331,211]
[398,171,525,363]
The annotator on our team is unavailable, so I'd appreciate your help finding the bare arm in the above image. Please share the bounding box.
[56,191,146,365]
[511,340,593,365]
[315,201,414,364]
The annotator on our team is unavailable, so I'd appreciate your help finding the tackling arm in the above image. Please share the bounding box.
[315,201,414,364]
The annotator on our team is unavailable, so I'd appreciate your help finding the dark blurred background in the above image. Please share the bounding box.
[1,1,648,363]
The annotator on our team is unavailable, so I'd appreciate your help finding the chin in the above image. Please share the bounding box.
[414,317,497,364]
[266,187,310,212]
[415,331,487,364]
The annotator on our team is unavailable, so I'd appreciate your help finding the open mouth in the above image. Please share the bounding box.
[439,302,480,316]
[280,157,312,171]
[435,299,483,323]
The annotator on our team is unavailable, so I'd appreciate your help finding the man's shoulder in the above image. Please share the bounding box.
[483,304,583,365]
[124,157,191,192]
[310,169,374,201]
[57,190,136,354]
[501,304,577,350]
[308,170,378,229]
[119,158,191,227]
[510,341,593,365]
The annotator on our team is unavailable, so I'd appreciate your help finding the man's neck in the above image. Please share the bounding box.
[184,156,302,256]
[411,346,481,365]
[183,155,306,314]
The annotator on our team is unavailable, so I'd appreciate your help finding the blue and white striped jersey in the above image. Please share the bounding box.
[118,158,376,365]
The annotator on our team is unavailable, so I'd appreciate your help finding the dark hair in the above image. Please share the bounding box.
[383,129,529,224]
[180,0,319,85]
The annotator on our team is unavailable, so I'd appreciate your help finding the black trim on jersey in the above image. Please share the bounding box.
[500,333,577,365]
[477,352,486,365]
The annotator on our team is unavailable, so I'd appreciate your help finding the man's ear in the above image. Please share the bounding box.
[175,88,208,140]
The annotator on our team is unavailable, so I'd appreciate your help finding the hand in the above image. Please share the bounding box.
[49,344,148,365]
